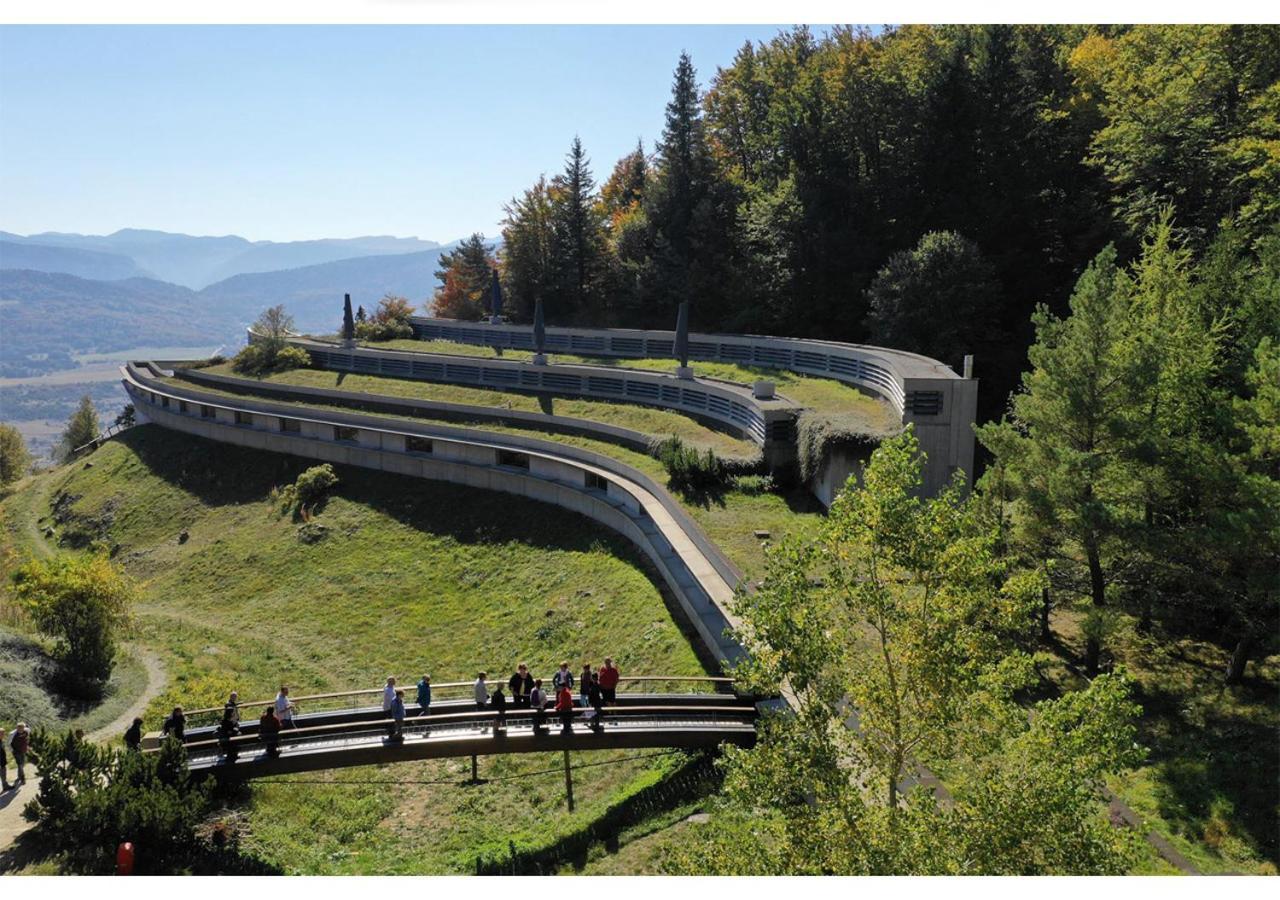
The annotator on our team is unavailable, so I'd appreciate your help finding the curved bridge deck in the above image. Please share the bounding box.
[159,694,758,779]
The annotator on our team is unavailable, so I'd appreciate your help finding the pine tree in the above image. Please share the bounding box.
[431,234,495,319]
[550,136,607,321]
[976,246,1144,674]
[501,176,557,323]
[642,52,743,329]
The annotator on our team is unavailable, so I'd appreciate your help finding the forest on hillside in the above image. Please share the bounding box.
[432,24,1278,429]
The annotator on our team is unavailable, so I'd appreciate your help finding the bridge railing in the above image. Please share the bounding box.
[155,702,757,763]
[174,676,737,728]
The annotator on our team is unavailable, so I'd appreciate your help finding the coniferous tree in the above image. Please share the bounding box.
[637,52,743,329]
[550,136,607,321]
[431,233,496,319]
[977,247,1144,674]
[501,176,558,323]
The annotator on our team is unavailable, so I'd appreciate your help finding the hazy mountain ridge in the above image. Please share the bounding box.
[0,228,443,289]
[0,239,153,281]
[0,269,232,378]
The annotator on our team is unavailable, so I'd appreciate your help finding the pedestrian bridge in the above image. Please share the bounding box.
[147,678,759,780]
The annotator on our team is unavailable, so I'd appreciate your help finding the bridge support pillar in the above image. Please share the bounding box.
[563,750,575,812]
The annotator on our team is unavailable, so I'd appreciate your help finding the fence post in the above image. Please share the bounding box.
[563,749,575,812]
[471,753,478,783]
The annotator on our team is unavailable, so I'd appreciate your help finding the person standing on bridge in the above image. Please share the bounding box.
[416,674,431,719]
[555,683,575,733]
[599,657,620,704]
[382,676,397,712]
[530,679,547,735]
[553,662,574,696]
[124,717,144,752]
[275,685,297,728]
[389,689,406,741]
[224,692,241,733]
[259,706,281,757]
[509,664,533,709]
[587,672,605,733]
[473,672,489,731]
[162,706,186,742]
[579,663,593,707]
[491,684,507,735]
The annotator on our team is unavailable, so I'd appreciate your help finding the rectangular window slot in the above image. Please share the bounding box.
[585,471,608,492]
[234,410,251,426]
[200,405,215,419]
[406,435,433,455]
[334,425,358,442]
[280,418,300,434]
[178,400,189,413]
[161,396,170,408]
[497,449,530,469]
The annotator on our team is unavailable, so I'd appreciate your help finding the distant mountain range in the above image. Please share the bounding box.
[0,229,462,379]
[0,228,443,289]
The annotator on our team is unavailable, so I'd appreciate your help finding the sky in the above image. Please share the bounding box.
[0,25,814,244]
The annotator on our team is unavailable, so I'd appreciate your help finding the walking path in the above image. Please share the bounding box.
[0,645,167,863]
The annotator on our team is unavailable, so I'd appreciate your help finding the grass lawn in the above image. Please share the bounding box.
[352,337,901,427]
[1039,608,1279,875]
[0,426,719,874]
[193,362,759,460]
[162,370,828,577]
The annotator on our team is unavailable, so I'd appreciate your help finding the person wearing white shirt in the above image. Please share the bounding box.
[274,685,297,728]
[382,676,397,711]
[473,672,488,709]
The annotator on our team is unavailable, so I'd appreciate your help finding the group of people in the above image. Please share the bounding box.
[106,658,622,763]
[473,658,621,736]
[1,723,31,791]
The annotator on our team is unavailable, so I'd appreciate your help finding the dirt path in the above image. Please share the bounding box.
[0,644,167,860]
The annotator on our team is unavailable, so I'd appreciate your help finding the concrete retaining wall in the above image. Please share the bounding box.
[124,366,746,667]
[406,318,978,495]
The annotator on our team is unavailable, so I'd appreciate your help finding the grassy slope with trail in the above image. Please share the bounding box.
[164,367,827,578]
[0,426,722,873]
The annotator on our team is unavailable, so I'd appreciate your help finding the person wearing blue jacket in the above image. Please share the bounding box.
[389,690,406,741]
[416,674,432,717]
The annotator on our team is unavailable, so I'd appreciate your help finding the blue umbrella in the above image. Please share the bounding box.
[675,300,689,369]
[489,269,503,320]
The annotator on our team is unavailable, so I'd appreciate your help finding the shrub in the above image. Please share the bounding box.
[10,553,134,698]
[276,464,339,517]
[355,294,416,342]
[231,342,311,377]
[731,474,776,495]
[24,730,213,873]
[655,437,729,495]
[0,422,32,486]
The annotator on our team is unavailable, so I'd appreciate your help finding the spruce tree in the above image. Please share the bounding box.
[550,136,606,321]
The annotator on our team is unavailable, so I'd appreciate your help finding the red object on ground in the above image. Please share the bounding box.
[116,841,135,875]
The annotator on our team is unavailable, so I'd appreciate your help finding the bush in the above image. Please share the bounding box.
[0,422,32,486]
[655,437,730,495]
[231,342,311,377]
[276,464,339,518]
[355,318,414,342]
[23,730,213,873]
[10,553,134,698]
[731,474,776,495]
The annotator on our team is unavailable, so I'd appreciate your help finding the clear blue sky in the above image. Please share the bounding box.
[0,25,813,243]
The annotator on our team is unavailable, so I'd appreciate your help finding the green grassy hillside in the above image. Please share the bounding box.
[0,425,717,873]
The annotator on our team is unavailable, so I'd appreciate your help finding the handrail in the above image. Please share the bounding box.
[155,703,757,754]
[177,676,735,718]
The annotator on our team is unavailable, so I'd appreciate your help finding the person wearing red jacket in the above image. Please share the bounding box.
[555,685,575,733]
[598,657,620,703]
